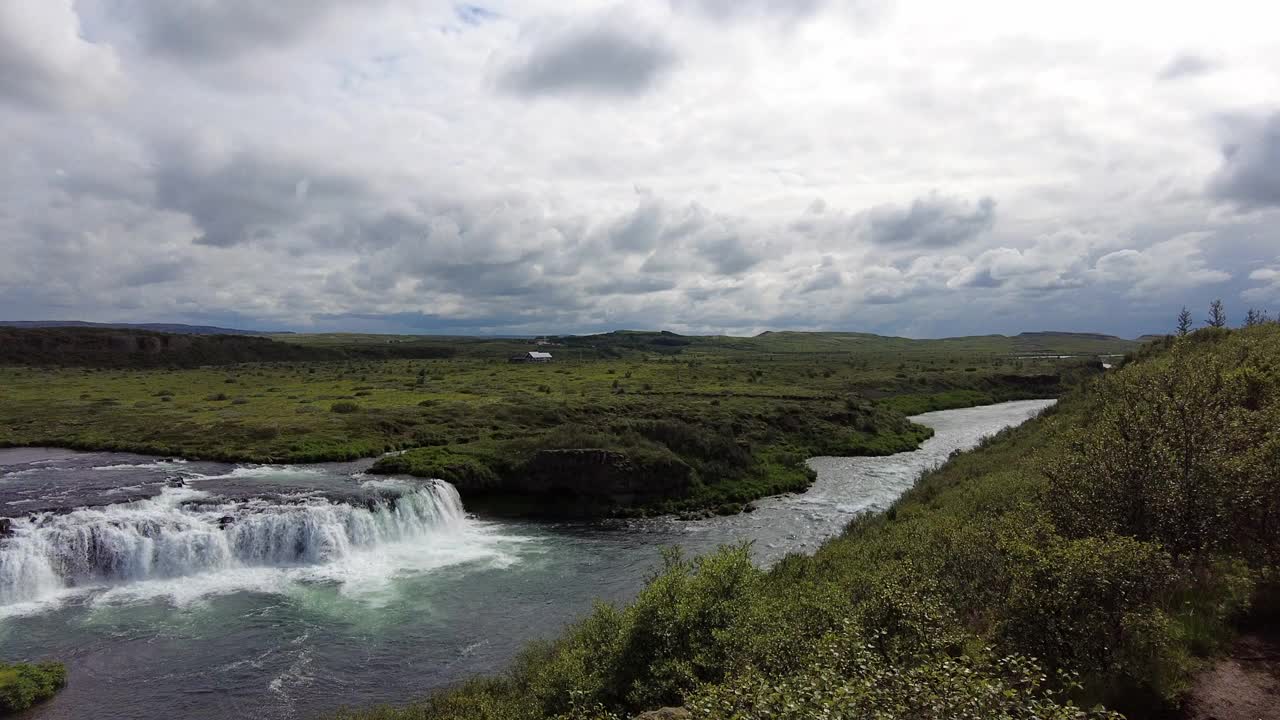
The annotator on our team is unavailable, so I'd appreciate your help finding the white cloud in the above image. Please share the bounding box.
[1244,266,1280,303]
[0,0,123,109]
[1091,234,1231,295]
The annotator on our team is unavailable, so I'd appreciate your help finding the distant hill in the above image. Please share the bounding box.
[0,321,284,336]
[537,329,1139,358]
[0,327,454,367]
[1005,331,1137,356]
[1014,331,1122,342]
[1,325,1142,367]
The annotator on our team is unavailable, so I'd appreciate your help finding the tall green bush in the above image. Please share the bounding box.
[0,662,66,714]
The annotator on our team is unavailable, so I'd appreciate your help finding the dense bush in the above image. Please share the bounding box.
[0,662,66,714]
[1046,340,1280,563]
[687,639,1118,720]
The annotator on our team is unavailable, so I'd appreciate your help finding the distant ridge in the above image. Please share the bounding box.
[1014,331,1125,342]
[755,329,1134,342]
[0,320,285,336]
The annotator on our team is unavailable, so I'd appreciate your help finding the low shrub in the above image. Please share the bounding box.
[0,662,66,714]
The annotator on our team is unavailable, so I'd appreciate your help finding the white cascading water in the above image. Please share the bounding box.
[0,480,466,606]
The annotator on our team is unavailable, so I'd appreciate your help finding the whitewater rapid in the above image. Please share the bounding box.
[0,478,468,607]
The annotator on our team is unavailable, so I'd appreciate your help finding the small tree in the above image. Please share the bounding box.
[1244,308,1271,327]
[1206,299,1227,328]
[1176,306,1193,336]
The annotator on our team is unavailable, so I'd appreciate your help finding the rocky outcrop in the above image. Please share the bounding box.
[514,449,693,505]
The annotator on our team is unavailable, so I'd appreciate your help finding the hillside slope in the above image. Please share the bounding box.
[337,324,1279,719]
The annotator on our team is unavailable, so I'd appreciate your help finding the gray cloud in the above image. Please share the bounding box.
[586,276,677,295]
[799,259,843,294]
[122,0,366,62]
[153,149,362,248]
[499,24,676,97]
[951,267,1002,289]
[863,194,997,248]
[123,261,186,287]
[608,200,665,251]
[698,233,761,275]
[1158,52,1219,81]
[1210,113,1280,210]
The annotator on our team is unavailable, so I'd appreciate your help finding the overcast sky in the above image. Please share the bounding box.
[2,0,1278,337]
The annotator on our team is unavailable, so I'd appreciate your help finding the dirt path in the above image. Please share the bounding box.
[1184,633,1280,720]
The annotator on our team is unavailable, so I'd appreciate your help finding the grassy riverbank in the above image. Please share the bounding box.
[334,324,1280,718]
[0,330,1113,516]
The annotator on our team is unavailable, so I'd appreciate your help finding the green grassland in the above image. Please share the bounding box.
[0,329,1122,516]
[333,324,1280,720]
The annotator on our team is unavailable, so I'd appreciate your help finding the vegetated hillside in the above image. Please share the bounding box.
[336,324,1280,720]
[0,328,455,368]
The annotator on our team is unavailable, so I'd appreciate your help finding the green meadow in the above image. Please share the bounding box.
[0,329,1119,515]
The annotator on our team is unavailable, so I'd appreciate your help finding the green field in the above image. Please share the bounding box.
[332,324,1280,720]
[0,329,1124,516]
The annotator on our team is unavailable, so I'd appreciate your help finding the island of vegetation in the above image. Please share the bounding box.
[0,327,1124,517]
[315,321,1279,719]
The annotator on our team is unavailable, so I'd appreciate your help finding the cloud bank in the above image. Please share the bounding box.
[1,0,1279,338]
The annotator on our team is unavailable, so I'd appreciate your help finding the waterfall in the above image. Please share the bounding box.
[0,480,466,606]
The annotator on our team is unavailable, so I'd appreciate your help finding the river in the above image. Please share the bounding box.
[0,399,1052,719]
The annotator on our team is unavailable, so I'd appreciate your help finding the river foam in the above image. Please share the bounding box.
[0,478,499,613]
